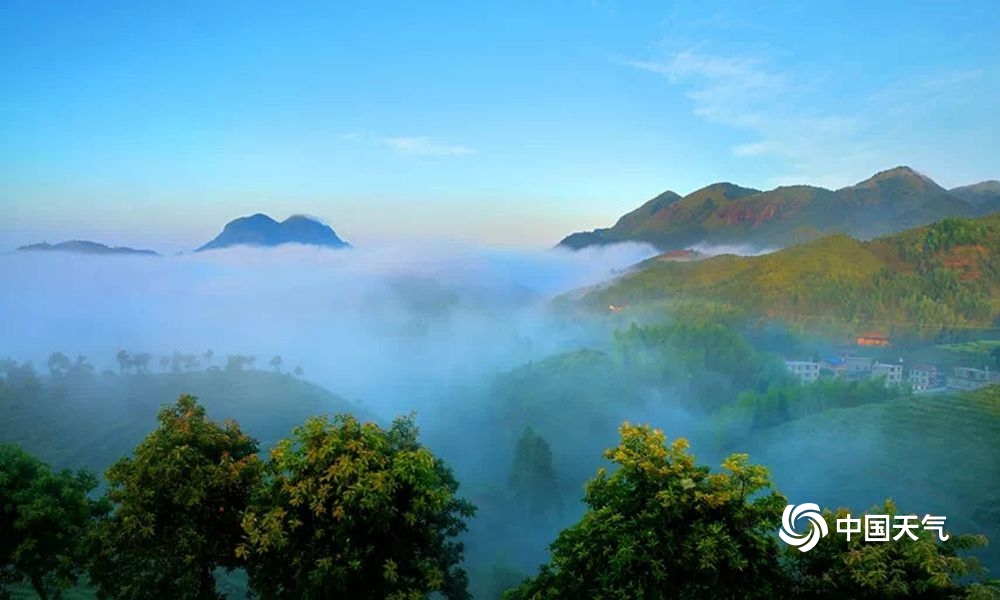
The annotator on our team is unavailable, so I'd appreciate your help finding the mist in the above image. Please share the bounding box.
[689,242,779,256]
[0,241,655,414]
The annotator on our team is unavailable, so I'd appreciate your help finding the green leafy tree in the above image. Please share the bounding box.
[508,427,561,520]
[87,395,262,600]
[785,499,997,599]
[239,414,475,600]
[504,423,787,600]
[0,444,106,600]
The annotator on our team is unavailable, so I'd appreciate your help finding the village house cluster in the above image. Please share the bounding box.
[784,357,999,392]
[784,334,1000,392]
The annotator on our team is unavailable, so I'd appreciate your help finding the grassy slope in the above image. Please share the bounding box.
[743,386,1000,571]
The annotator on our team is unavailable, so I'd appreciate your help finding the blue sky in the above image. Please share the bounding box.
[1,0,998,250]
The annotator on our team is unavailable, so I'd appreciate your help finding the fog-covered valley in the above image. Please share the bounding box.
[2,240,998,598]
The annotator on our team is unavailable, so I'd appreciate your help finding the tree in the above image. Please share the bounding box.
[116,350,131,374]
[0,361,39,392]
[203,349,214,366]
[132,352,152,374]
[46,352,72,379]
[239,414,476,600]
[269,355,282,373]
[169,351,184,373]
[68,355,95,380]
[182,353,200,372]
[504,423,787,600]
[784,499,996,599]
[225,354,252,372]
[0,444,106,600]
[508,427,561,520]
[293,366,303,377]
[87,395,263,600]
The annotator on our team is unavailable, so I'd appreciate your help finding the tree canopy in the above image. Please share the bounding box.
[505,423,788,600]
[0,443,105,600]
[239,414,475,600]
[87,395,262,600]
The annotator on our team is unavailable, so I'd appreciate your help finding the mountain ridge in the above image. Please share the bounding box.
[559,166,987,252]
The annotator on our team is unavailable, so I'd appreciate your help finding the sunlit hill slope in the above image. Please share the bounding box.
[583,213,1000,335]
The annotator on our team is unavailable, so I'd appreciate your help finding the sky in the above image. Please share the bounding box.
[1,0,998,251]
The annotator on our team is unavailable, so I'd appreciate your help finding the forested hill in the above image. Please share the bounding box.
[582,214,1000,335]
[559,166,989,252]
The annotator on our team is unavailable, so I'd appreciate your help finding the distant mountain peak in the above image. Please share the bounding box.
[696,181,761,196]
[851,166,940,189]
[950,180,1000,212]
[17,240,159,256]
[197,213,350,252]
[952,180,1000,194]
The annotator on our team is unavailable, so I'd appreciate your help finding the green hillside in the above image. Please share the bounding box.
[0,368,362,476]
[584,214,1000,336]
[560,166,982,252]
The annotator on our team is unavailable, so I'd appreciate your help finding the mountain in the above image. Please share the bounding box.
[197,213,350,251]
[951,180,1000,214]
[17,240,159,256]
[580,212,1000,336]
[559,167,980,251]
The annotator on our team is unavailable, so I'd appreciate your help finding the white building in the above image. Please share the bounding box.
[908,364,937,391]
[785,360,820,384]
[946,367,999,391]
[872,361,903,387]
[843,356,874,381]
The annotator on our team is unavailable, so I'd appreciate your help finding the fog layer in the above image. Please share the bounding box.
[0,241,656,414]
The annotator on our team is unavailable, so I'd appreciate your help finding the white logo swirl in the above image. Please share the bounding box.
[779,503,829,552]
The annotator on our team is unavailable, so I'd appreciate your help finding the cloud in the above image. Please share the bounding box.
[623,41,994,189]
[377,136,476,156]
[922,68,984,89]
[341,132,476,156]
[623,50,872,188]
[689,241,776,257]
[624,52,786,129]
